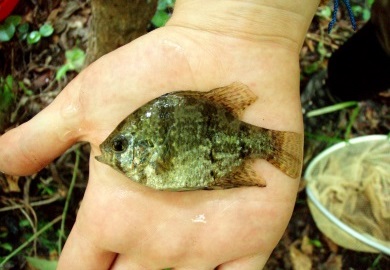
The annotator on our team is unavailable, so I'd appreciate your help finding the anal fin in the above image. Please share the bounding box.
[210,160,266,189]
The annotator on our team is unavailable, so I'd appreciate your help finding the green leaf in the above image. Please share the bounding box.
[18,22,29,34]
[5,15,22,27]
[319,6,332,18]
[0,243,12,252]
[362,9,371,21]
[56,48,86,80]
[0,75,15,111]
[303,62,319,75]
[352,6,363,16]
[5,74,14,91]
[366,0,375,8]
[19,219,31,228]
[39,23,54,37]
[310,239,323,248]
[317,42,327,57]
[0,21,16,42]
[151,10,170,27]
[65,48,85,71]
[27,31,41,44]
[56,64,70,81]
[26,257,58,270]
[18,81,33,96]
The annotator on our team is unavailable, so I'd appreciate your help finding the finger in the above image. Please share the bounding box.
[111,253,215,270]
[0,80,83,175]
[110,254,155,270]
[217,253,269,270]
[57,224,116,270]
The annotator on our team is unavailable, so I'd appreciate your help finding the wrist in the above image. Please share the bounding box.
[167,0,320,53]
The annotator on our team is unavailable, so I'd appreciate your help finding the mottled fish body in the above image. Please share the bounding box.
[96,82,302,190]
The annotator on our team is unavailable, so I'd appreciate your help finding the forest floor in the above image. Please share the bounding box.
[0,0,389,269]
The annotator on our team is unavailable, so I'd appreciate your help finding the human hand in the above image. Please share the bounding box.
[0,1,318,269]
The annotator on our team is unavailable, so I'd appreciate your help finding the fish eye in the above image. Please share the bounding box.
[111,136,128,153]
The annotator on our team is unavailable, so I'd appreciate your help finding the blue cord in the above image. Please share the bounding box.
[342,0,357,31]
[328,0,357,33]
[328,0,339,33]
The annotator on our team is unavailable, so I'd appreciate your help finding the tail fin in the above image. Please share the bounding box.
[266,130,303,179]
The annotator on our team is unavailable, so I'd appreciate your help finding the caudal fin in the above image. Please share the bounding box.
[266,130,303,179]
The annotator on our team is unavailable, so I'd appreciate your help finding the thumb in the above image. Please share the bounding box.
[0,80,84,175]
[218,254,269,270]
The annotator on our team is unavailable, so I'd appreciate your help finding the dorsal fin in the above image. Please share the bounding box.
[202,82,258,118]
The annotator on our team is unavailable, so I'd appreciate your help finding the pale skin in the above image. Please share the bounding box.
[0,0,320,269]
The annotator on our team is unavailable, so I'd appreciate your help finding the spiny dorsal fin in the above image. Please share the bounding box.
[210,159,267,189]
[202,82,258,118]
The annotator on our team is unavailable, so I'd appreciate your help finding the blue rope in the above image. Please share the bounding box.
[342,0,357,31]
[328,0,357,33]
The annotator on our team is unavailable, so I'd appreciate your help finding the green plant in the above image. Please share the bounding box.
[18,81,33,96]
[309,238,323,248]
[0,216,62,267]
[56,48,86,81]
[306,101,358,118]
[0,231,12,252]
[26,257,58,270]
[17,22,29,40]
[151,0,175,27]
[317,6,332,19]
[0,75,15,112]
[27,23,54,45]
[0,15,21,42]
[352,0,375,22]
[58,149,80,254]
[0,15,54,44]
[305,101,360,142]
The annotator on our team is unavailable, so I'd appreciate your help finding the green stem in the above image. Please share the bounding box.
[307,101,358,117]
[344,105,360,139]
[0,216,62,266]
[58,148,80,255]
[305,132,344,144]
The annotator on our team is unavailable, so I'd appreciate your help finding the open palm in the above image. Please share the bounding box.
[0,13,307,269]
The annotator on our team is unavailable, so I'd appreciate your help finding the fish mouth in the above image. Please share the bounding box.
[95,155,104,163]
[95,143,106,163]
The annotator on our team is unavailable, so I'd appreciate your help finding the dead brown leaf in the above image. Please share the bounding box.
[323,234,339,253]
[301,235,313,255]
[322,254,343,270]
[5,174,21,192]
[290,245,312,270]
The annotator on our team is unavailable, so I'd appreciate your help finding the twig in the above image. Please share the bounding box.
[306,33,339,50]
[58,148,80,255]
[16,204,38,256]
[0,215,62,266]
[0,193,63,212]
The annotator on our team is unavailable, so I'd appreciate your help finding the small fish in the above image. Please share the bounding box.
[96,82,302,191]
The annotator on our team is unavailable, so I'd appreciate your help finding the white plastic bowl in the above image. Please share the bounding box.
[305,135,390,254]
